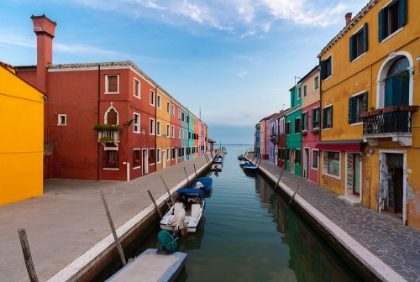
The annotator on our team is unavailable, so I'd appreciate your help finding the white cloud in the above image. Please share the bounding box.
[236,69,248,77]
[54,43,121,56]
[0,32,34,48]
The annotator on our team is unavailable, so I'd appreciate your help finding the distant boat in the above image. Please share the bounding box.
[242,162,258,171]
[239,159,249,166]
[237,154,244,160]
[213,155,223,164]
[211,163,223,172]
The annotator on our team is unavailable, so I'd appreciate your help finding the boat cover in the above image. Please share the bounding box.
[193,177,213,187]
[177,188,204,197]
[158,230,178,253]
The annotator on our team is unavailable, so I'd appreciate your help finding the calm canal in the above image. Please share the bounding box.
[109,145,363,281]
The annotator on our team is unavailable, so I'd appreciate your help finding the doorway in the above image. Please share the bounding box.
[142,149,148,175]
[385,153,404,216]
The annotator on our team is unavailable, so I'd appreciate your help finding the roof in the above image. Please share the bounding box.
[259,113,278,122]
[318,0,379,58]
[207,138,216,143]
[288,65,319,91]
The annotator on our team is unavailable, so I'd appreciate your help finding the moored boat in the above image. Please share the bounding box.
[242,162,258,171]
[239,159,249,166]
[211,163,223,171]
[160,188,205,234]
[192,176,213,194]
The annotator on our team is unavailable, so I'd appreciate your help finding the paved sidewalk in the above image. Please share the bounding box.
[0,154,211,282]
[249,155,420,282]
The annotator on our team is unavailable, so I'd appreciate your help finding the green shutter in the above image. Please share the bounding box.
[322,108,327,128]
[349,34,354,62]
[348,97,356,124]
[305,113,308,130]
[328,57,332,77]
[312,108,316,128]
[363,23,368,53]
[400,0,407,27]
[378,9,384,42]
[320,60,327,80]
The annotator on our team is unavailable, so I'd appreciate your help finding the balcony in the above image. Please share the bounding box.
[361,105,418,146]
[98,131,120,149]
[269,134,278,143]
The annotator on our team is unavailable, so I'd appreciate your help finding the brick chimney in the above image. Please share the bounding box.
[31,14,56,93]
[345,12,352,26]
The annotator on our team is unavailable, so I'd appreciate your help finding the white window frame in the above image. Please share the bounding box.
[133,113,140,133]
[166,148,170,161]
[178,128,181,139]
[324,54,333,81]
[171,126,175,138]
[171,105,175,116]
[178,109,181,120]
[105,74,119,94]
[157,148,161,163]
[157,94,161,109]
[156,121,161,136]
[311,149,319,170]
[303,85,307,97]
[166,102,170,114]
[322,150,341,179]
[133,78,140,99]
[58,114,67,126]
[150,90,155,106]
[313,76,319,90]
[149,118,155,135]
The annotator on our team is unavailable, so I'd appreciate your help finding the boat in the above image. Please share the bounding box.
[192,176,213,194]
[239,159,249,166]
[213,154,223,164]
[242,162,258,171]
[238,154,244,160]
[211,163,223,171]
[160,188,205,234]
[106,230,187,282]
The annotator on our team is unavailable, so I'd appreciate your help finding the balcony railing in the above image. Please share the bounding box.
[362,106,417,135]
[98,131,120,143]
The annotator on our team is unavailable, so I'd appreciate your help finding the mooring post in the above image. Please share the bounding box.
[18,229,39,282]
[184,167,191,186]
[257,158,262,168]
[273,165,285,190]
[100,190,126,266]
[147,190,163,218]
[160,175,175,205]
[288,185,300,207]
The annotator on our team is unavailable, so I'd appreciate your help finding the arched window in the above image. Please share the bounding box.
[385,57,410,107]
[104,106,119,125]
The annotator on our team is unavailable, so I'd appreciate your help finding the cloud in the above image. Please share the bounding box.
[0,32,34,48]
[236,69,248,77]
[54,43,121,56]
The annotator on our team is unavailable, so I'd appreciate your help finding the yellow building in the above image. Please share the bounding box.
[155,87,172,170]
[318,0,420,229]
[0,62,44,206]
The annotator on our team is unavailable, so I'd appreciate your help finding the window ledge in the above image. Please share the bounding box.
[103,168,119,171]
[324,75,332,82]
[322,172,341,180]
[351,52,366,63]
[105,92,119,95]
[133,166,141,170]
[381,27,403,44]
[323,127,332,131]
[351,122,363,126]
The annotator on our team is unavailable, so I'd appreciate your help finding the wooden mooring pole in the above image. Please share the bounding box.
[100,190,126,266]
[147,190,163,218]
[184,167,191,186]
[18,229,39,282]
[273,165,285,190]
[160,175,175,206]
[288,185,300,207]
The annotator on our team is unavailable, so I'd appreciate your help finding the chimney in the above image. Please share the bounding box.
[345,12,352,26]
[31,14,57,93]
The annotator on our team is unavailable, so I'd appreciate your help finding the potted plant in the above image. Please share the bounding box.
[93,124,108,131]
[108,125,121,131]
[99,136,115,143]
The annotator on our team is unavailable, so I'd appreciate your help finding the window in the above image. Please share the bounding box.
[166,102,170,114]
[312,150,319,169]
[172,148,176,159]
[157,121,161,136]
[172,105,175,116]
[303,85,307,97]
[105,75,119,94]
[322,106,333,129]
[171,126,174,138]
[166,148,170,161]
[295,150,301,164]
[150,90,155,106]
[378,0,407,42]
[178,109,181,120]
[133,150,140,167]
[156,148,161,163]
[181,129,184,139]
[320,55,332,80]
[301,112,308,131]
[58,114,66,126]
[106,108,118,125]
[286,122,291,135]
[150,119,155,135]
[181,112,185,121]
[166,124,170,136]
[280,118,285,134]
[348,92,367,124]
[157,95,161,108]
[323,151,340,177]
[295,118,301,134]
[178,128,181,139]
[312,107,320,129]
[133,113,140,133]
[297,87,302,99]
[134,79,140,98]
[149,149,156,164]
[314,76,319,90]
[104,151,119,168]
[350,23,368,61]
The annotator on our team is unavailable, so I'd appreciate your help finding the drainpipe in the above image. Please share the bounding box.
[155,85,158,169]
[318,58,322,181]
[97,64,101,181]
[123,162,130,181]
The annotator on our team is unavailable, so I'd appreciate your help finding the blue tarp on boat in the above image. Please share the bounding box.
[192,177,213,193]
[177,188,204,197]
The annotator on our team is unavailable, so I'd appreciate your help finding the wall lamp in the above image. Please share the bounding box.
[126,118,137,126]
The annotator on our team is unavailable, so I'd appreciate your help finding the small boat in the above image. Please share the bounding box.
[211,163,223,171]
[160,188,205,234]
[192,176,213,194]
[238,154,244,160]
[213,155,223,164]
[239,159,249,166]
[106,238,187,281]
[243,162,258,171]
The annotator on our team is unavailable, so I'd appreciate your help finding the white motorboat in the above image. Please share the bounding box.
[160,188,205,234]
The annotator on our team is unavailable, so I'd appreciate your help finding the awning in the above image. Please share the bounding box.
[315,141,362,152]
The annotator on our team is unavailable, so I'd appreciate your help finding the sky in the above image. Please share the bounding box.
[1,0,368,144]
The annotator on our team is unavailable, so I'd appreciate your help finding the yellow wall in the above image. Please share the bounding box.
[319,0,420,229]
[0,65,44,206]
[156,88,172,170]
[301,69,320,108]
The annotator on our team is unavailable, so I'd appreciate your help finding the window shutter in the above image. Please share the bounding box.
[348,97,355,124]
[305,113,308,130]
[312,108,315,128]
[330,105,333,128]
[301,115,304,131]
[320,60,327,80]
[400,0,407,27]
[378,9,384,42]
[349,35,354,62]
[363,23,368,53]
[322,108,327,128]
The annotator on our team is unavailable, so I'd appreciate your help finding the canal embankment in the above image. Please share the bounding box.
[0,153,213,282]
[246,154,420,282]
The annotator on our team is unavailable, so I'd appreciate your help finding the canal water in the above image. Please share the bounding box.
[111,145,363,281]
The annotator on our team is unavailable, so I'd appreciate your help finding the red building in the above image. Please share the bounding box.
[16,15,194,181]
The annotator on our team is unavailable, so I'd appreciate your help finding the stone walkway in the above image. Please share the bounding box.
[249,155,420,282]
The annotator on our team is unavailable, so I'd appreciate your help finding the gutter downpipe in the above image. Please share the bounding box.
[318,59,322,181]
[97,64,101,181]
[155,85,158,171]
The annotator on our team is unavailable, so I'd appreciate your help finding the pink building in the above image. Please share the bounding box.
[259,113,277,160]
